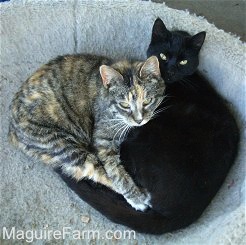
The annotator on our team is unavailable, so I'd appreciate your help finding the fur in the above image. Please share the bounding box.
[56,20,240,234]
[1,1,245,244]
[9,53,165,211]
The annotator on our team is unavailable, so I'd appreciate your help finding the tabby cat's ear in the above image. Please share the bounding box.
[100,65,123,88]
[140,56,161,78]
[189,31,206,50]
[151,18,170,43]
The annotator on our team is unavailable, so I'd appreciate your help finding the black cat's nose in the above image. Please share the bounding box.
[135,119,143,124]
[168,71,175,76]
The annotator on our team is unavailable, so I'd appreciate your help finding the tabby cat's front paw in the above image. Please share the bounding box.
[125,191,152,212]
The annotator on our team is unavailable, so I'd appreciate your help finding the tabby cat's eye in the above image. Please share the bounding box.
[119,102,130,109]
[160,53,167,61]
[143,98,152,106]
[180,60,188,65]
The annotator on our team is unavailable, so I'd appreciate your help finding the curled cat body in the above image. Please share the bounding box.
[56,19,240,234]
[9,54,165,211]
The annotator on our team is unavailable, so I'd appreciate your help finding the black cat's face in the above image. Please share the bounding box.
[147,18,206,83]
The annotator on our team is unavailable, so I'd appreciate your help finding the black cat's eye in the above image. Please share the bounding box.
[180,60,188,65]
[119,102,130,109]
[143,98,153,106]
[160,53,167,61]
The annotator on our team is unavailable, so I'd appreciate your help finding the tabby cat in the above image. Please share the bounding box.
[9,54,166,211]
[56,19,239,234]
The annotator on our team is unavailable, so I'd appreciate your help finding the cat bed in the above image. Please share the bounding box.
[0,0,245,244]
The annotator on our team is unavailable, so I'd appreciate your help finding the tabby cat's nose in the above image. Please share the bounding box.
[135,119,143,124]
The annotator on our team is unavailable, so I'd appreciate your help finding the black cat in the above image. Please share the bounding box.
[56,19,239,234]
[147,18,206,83]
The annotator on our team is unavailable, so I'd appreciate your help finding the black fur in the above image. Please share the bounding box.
[56,19,239,234]
[147,18,206,83]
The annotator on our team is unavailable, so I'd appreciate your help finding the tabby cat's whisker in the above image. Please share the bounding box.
[124,126,131,140]
[125,126,131,140]
[148,105,172,121]
[161,94,172,103]
[109,122,125,130]
[156,97,164,108]
[123,127,128,141]
[119,125,129,142]
[118,125,126,142]
[155,95,170,110]
[154,105,172,115]
[113,124,127,142]
[101,118,124,123]
[150,115,160,121]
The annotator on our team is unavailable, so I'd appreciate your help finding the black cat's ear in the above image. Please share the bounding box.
[140,56,161,78]
[189,31,206,50]
[151,18,170,43]
[99,65,123,88]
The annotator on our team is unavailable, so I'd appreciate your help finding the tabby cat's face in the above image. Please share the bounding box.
[100,56,165,127]
[147,18,206,83]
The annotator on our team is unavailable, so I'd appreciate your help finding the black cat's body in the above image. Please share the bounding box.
[56,19,239,234]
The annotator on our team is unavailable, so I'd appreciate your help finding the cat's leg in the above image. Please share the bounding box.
[95,142,151,211]
[60,153,113,188]
[8,121,112,188]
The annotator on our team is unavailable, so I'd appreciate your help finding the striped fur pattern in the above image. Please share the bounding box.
[9,54,165,211]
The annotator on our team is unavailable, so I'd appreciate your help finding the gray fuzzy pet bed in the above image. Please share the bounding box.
[0,0,245,244]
